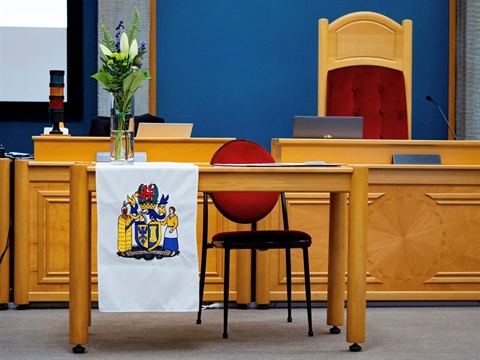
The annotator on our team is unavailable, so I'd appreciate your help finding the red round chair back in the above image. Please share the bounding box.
[210,140,280,224]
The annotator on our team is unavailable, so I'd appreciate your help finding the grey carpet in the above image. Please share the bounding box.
[1,304,479,359]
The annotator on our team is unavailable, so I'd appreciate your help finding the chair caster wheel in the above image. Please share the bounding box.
[329,326,341,334]
[349,343,362,352]
[72,345,85,354]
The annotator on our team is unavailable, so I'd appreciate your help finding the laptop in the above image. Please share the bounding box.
[136,123,193,138]
[293,116,364,139]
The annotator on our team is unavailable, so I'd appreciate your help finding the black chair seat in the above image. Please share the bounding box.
[212,230,312,250]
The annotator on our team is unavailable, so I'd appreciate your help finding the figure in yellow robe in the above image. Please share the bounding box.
[161,206,179,255]
[117,205,133,253]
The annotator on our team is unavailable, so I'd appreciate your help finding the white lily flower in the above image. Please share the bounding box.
[120,32,129,56]
[99,44,112,57]
[129,39,138,60]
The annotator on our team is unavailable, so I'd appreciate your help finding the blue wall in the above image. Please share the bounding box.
[0,0,450,154]
[156,0,451,149]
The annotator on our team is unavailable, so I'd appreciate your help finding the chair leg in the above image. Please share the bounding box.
[197,193,210,325]
[223,248,231,339]
[303,248,313,336]
[196,247,209,325]
[285,248,292,323]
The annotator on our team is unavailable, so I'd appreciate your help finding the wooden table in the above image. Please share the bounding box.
[69,163,368,353]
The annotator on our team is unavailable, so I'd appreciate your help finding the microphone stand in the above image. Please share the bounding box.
[426,96,458,140]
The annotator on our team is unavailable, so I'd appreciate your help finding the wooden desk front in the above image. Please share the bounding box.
[69,163,368,350]
[270,139,480,301]
[13,137,234,304]
[272,139,480,165]
[33,136,235,162]
[0,158,11,305]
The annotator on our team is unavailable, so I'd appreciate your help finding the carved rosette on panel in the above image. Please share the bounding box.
[367,194,447,286]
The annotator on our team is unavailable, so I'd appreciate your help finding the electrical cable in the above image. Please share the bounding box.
[0,219,11,265]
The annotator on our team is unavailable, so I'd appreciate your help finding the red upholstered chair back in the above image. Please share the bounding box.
[326,65,409,139]
[209,140,280,224]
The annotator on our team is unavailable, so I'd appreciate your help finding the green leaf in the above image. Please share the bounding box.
[91,71,113,87]
[99,22,116,52]
[126,8,141,45]
[123,70,146,97]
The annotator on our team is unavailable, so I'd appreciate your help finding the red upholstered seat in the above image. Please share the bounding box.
[327,65,409,139]
[196,140,313,339]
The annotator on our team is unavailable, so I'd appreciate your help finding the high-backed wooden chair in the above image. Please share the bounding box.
[318,12,413,139]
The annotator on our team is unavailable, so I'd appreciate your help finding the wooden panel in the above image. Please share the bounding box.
[197,197,240,302]
[269,182,480,301]
[268,193,333,301]
[335,22,397,63]
[449,0,457,139]
[37,190,71,283]
[366,185,479,292]
[149,0,157,115]
[323,11,409,70]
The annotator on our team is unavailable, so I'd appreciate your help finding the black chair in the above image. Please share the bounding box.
[196,139,314,338]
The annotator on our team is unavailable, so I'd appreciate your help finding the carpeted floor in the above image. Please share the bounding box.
[0,302,479,359]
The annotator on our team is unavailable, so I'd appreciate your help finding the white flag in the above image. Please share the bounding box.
[96,162,199,312]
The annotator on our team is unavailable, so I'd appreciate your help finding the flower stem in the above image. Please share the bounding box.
[114,114,124,160]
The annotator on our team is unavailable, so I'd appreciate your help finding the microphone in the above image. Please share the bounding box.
[426,95,458,140]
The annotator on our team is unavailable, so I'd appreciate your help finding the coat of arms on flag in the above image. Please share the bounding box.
[118,183,183,260]
[96,163,199,312]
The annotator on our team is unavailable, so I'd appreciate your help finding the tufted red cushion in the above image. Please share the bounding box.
[326,65,408,139]
[210,140,280,224]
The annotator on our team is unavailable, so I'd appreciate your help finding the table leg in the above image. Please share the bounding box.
[327,192,347,332]
[346,166,368,350]
[255,250,270,307]
[69,163,91,351]
[13,160,30,306]
[236,249,252,306]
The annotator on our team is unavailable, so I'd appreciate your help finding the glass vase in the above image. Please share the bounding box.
[110,95,135,165]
